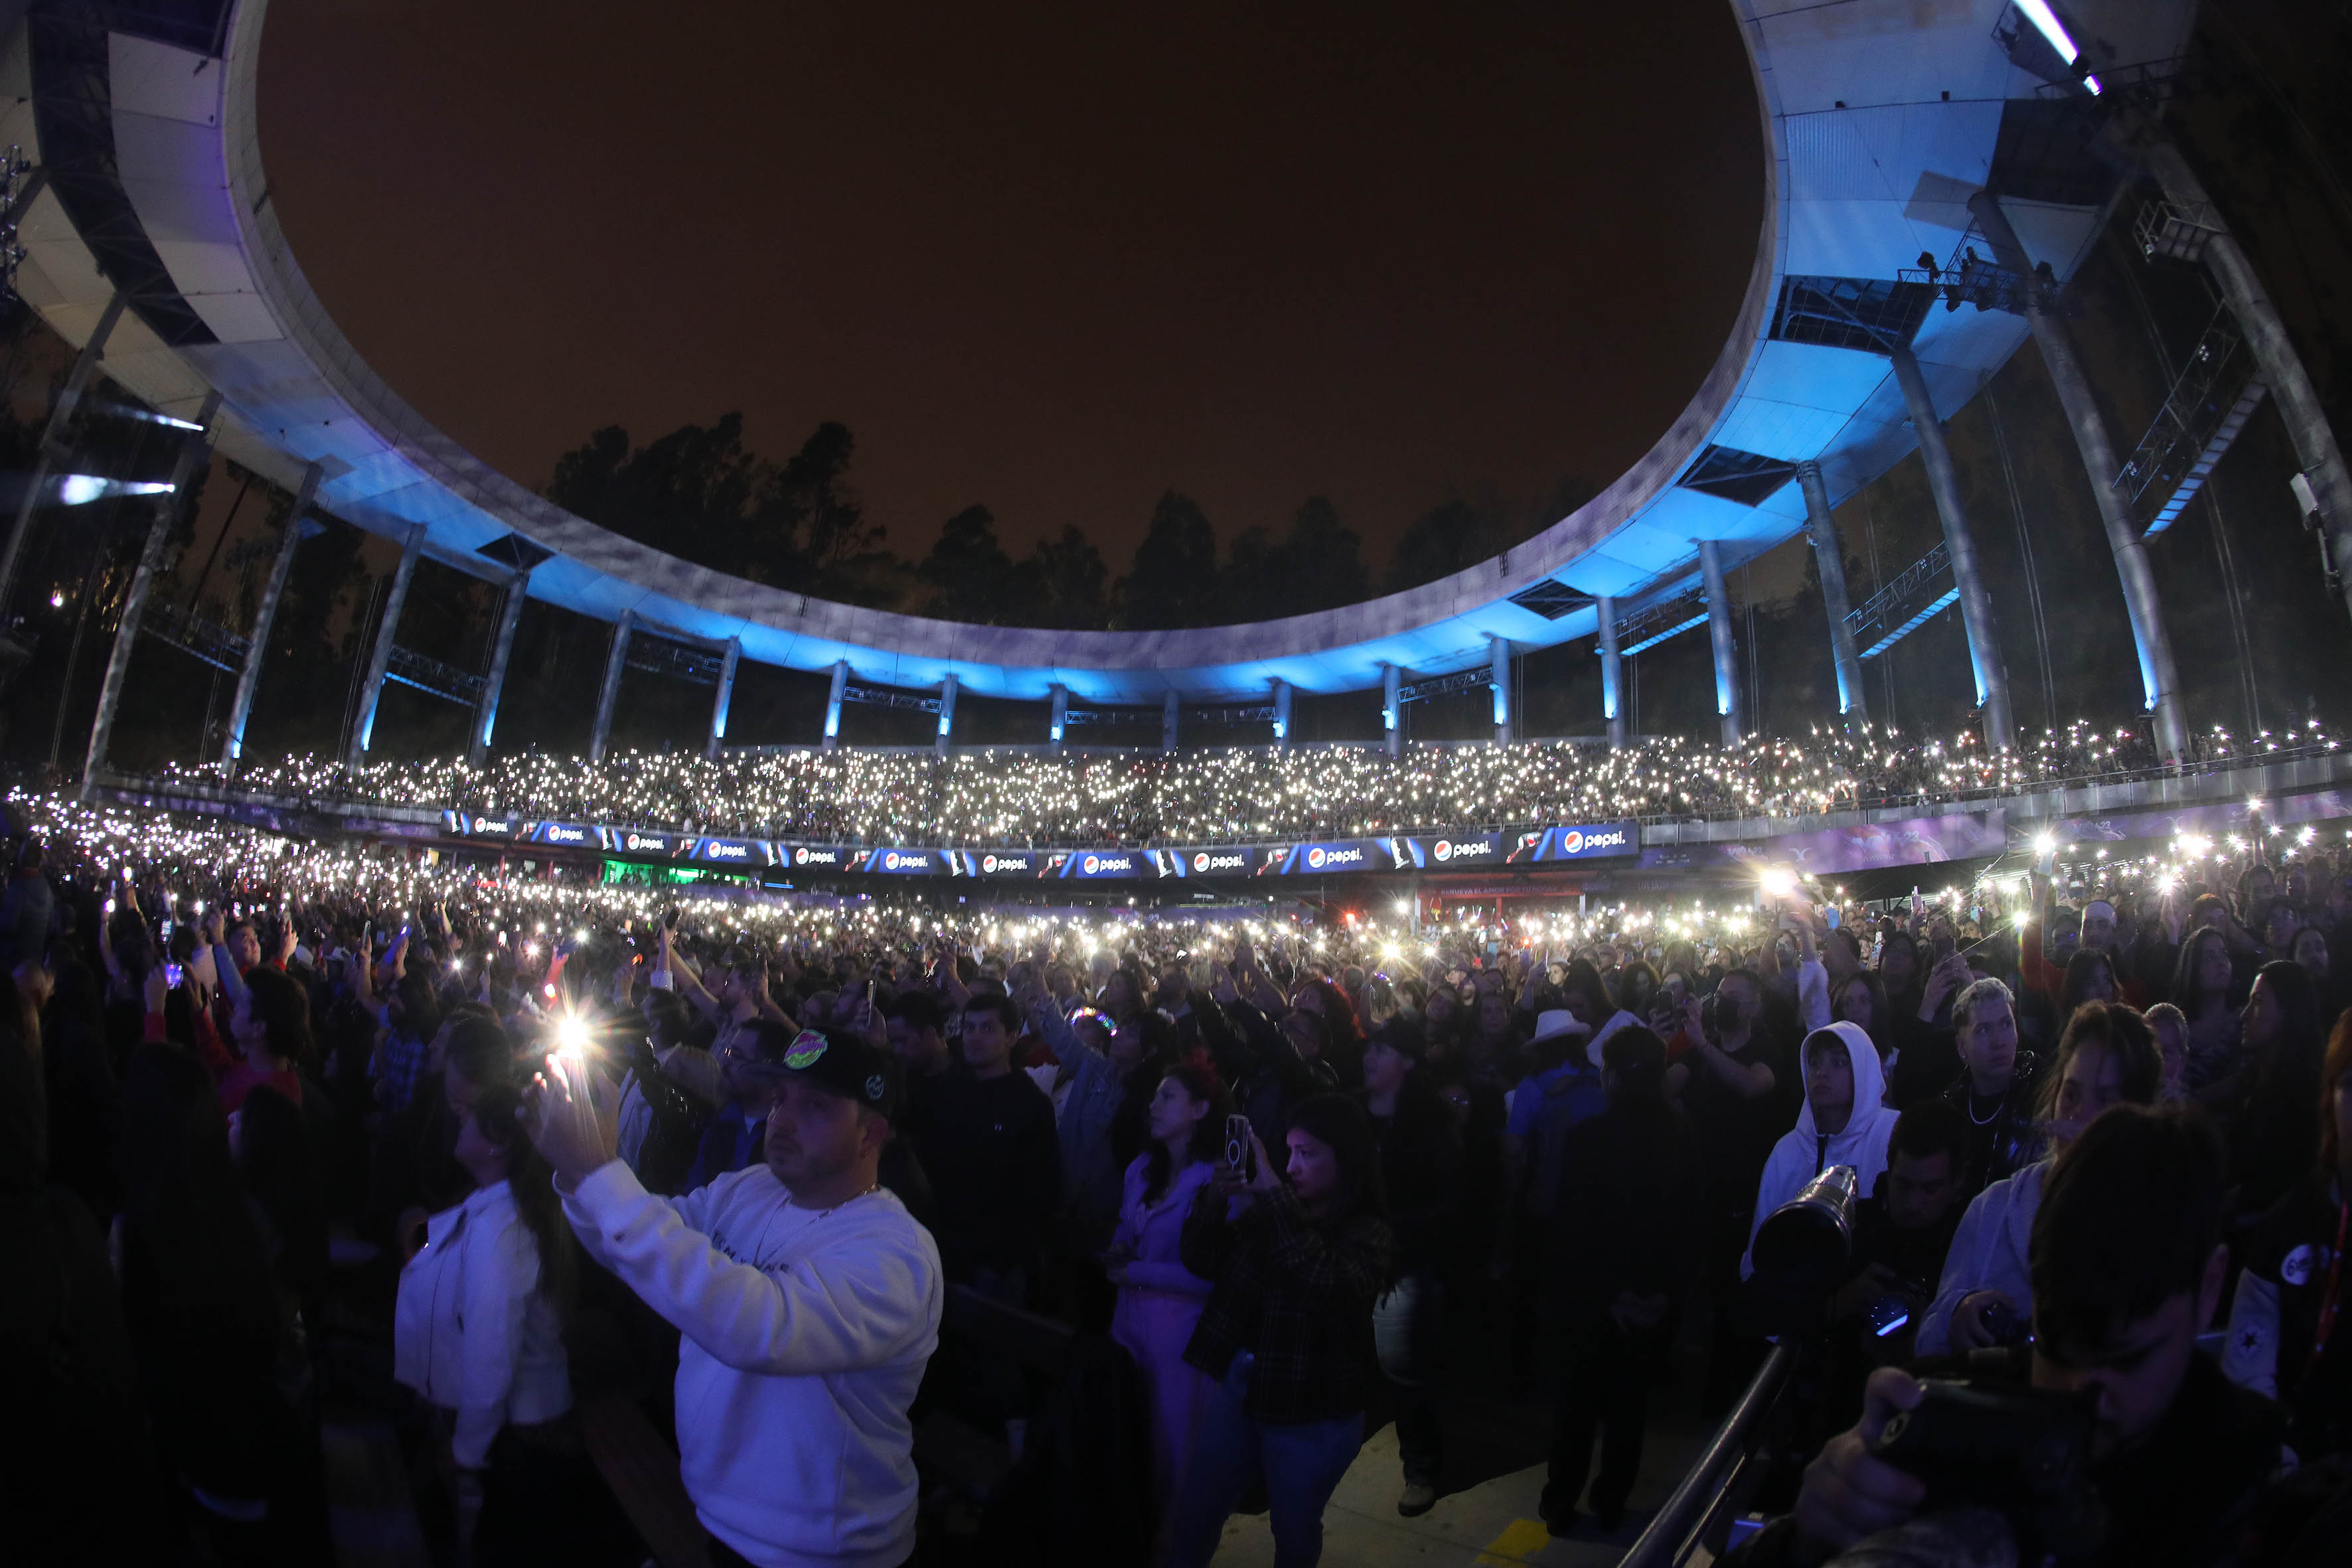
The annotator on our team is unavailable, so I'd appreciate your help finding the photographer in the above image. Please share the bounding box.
[529,1028,941,1568]
[1741,1023,1896,1280]
[1812,1102,1968,1436]
[1723,1105,2280,1568]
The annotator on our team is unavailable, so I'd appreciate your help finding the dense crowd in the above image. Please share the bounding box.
[9,781,2352,1566]
[155,718,2335,846]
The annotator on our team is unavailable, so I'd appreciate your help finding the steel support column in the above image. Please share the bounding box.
[1595,595,1626,747]
[1048,683,1069,752]
[822,659,848,749]
[347,523,426,769]
[1162,690,1179,751]
[470,570,530,765]
[588,610,634,764]
[0,288,127,616]
[1889,343,2014,750]
[1381,663,1403,760]
[1489,636,1512,744]
[1795,461,1871,732]
[1698,541,1743,746]
[1970,190,2184,759]
[2136,135,2352,625]
[933,670,957,757]
[84,390,221,791]
[220,463,323,773]
[1272,679,1293,745]
[709,637,742,759]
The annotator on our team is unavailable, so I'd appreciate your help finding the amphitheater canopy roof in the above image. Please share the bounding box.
[1,0,2194,704]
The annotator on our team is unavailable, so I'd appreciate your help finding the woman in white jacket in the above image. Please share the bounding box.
[1741,1022,1895,1278]
[1915,1002,2162,1356]
[396,1078,603,1565]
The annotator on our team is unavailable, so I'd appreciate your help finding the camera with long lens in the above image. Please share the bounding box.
[1746,1164,1859,1336]
[1867,1379,2106,1565]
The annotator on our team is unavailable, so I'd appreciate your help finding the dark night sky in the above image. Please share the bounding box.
[258,0,1763,568]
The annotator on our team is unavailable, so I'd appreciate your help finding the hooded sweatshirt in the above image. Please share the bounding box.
[1740,1022,1896,1278]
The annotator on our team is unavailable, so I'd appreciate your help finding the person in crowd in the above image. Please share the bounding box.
[2171,925,2244,1091]
[1541,1027,1701,1537]
[0,834,51,968]
[882,988,955,1145]
[396,1079,622,1565]
[1059,1006,1175,1271]
[1198,948,1337,1154]
[42,938,121,1218]
[1726,1105,2284,1567]
[530,1027,941,1568]
[116,1041,327,1561]
[234,1083,329,1340]
[1742,1022,1895,1278]
[923,992,1061,1294]
[2213,959,2327,1221]
[1887,949,1970,1103]
[1,990,167,1565]
[2223,1006,2352,1462]
[204,963,313,1116]
[2261,897,2305,964]
[1504,1008,1608,1375]
[2291,923,2333,1017]
[1105,1059,1231,1555]
[1808,1101,1968,1433]
[1168,1094,1395,1568]
[1671,967,1788,1411]
[1359,1016,1462,1518]
[1917,1000,2163,1355]
[2143,1000,2192,1102]
[1874,929,1923,1024]
[1938,977,2040,1198]
[1827,969,1897,1099]
[2060,945,2118,1014]
[682,1017,799,1192]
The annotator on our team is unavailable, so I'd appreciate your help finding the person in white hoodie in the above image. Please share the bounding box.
[529,1023,941,1568]
[1740,1022,1895,1279]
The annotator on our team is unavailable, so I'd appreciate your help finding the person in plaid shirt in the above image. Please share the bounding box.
[1168,1093,1395,1568]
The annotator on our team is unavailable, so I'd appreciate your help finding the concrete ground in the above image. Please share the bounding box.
[1204,1281,1727,1568]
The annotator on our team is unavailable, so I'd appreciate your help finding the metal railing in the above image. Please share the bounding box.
[1622,1343,1795,1568]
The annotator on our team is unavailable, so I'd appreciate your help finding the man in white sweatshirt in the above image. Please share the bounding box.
[530,1026,942,1568]
[1740,1021,1897,1279]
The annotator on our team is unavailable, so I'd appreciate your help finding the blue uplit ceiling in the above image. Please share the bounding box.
[1,0,2195,706]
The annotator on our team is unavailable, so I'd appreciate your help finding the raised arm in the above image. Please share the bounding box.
[564,1162,936,1374]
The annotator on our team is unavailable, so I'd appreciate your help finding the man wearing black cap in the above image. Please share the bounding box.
[530,1027,942,1568]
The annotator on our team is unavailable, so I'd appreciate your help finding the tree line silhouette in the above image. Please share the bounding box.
[543,414,1595,631]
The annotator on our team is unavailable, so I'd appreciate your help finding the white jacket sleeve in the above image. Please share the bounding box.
[2221,1271,2282,1400]
[453,1217,539,1469]
[570,1162,933,1376]
[1796,959,1832,1035]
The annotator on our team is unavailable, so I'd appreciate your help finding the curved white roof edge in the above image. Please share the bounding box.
[2,0,2196,705]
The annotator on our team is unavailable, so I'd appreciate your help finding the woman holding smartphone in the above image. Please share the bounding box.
[1105,1060,1231,1555]
[1168,1094,1395,1568]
